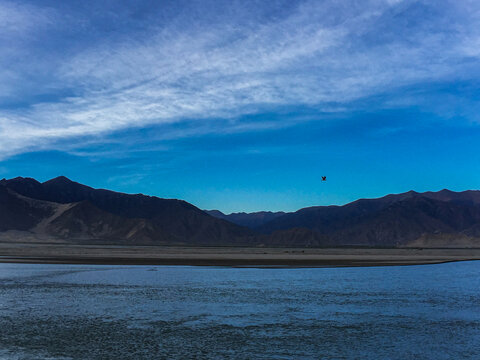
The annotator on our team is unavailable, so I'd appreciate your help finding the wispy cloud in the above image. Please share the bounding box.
[1,0,480,159]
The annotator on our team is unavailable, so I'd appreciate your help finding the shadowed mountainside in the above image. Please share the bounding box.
[0,185,55,232]
[1,176,480,247]
[210,189,480,247]
[0,177,253,245]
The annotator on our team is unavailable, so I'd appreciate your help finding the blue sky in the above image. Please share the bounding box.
[1,0,480,213]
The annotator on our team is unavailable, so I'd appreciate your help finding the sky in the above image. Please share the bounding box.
[1,0,480,213]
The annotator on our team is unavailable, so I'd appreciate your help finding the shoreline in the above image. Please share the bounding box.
[1,243,480,267]
[0,255,465,267]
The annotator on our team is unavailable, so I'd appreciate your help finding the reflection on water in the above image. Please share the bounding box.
[0,262,479,359]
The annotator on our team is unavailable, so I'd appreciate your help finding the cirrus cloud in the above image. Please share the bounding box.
[1,0,480,159]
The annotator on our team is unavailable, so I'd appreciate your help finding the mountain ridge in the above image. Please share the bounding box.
[204,210,286,228]
[0,176,254,245]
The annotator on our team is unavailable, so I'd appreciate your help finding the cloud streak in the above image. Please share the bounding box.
[1,0,480,158]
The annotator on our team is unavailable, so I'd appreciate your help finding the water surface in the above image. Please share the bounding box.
[0,262,479,359]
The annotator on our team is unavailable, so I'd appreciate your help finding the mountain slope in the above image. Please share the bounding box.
[257,190,480,247]
[257,191,422,234]
[0,177,253,245]
[329,196,480,246]
[0,185,55,232]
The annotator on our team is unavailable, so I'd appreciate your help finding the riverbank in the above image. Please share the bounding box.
[1,243,480,267]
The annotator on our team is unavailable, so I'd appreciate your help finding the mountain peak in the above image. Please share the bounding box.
[438,188,453,193]
[1,177,43,193]
[8,176,41,184]
[43,176,74,185]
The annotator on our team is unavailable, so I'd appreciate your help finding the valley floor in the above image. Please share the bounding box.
[1,242,480,267]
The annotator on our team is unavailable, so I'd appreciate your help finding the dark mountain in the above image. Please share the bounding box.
[0,177,253,245]
[0,185,55,232]
[258,190,480,247]
[1,176,480,247]
[205,210,286,228]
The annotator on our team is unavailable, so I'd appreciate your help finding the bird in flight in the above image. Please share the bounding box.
[321,176,327,181]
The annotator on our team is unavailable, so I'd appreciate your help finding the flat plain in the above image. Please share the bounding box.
[1,242,480,267]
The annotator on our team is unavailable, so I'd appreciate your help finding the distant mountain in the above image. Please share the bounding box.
[1,176,480,247]
[257,190,480,247]
[205,210,286,228]
[0,176,253,245]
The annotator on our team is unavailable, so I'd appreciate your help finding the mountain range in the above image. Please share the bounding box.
[1,176,480,247]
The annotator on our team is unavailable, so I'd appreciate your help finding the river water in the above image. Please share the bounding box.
[0,262,479,359]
